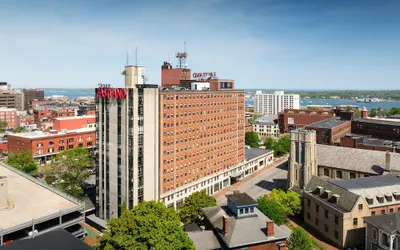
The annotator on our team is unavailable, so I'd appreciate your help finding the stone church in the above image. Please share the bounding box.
[288,129,400,191]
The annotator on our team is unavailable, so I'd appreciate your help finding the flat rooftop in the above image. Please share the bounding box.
[160,89,244,94]
[0,163,80,229]
[8,127,95,139]
[245,148,272,161]
[355,118,400,126]
[306,117,349,129]
[53,115,95,121]
[226,193,257,206]
[344,133,400,148]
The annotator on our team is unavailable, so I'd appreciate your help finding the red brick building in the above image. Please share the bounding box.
[305,117,352,145]
[7,128,95,162]
[351,118,400,141]
[340,134,400,153]
[0,107,17,129]
[197,192,288,250]
[278,109,335,134]
[33,106,77,121]
[159,90,245,195]
[161,61,191,89]
[17,115,34,127]
[53,116,95,131]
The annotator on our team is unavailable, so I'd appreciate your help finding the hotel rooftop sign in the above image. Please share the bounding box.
[96,84,126,99]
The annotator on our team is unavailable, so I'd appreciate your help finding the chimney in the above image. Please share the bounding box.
[0,176,8,209]
[233,190,240,194]
[386,152,391,171]
[222,215,229,235]
[266,221,274,237]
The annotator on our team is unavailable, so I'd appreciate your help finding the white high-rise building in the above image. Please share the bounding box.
[253,91,300,114]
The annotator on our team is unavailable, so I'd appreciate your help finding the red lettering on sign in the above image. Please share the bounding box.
[96,88,127,99]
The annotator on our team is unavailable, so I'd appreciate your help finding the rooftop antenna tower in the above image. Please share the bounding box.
[126,52,129,66]
[175,42,188,69]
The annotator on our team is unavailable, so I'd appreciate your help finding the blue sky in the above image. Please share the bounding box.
[0,0,399,90]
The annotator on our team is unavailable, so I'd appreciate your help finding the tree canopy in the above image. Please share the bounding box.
[256,195,286,225]
[272,135,291,156]
[369,107,400,117]
[245,131,259,148]
[264,137,275,150]
[269,189,301,216]
[287,227,313,250]
[97,201,195,250]
[43,147,93,197]
[5,151,38,176]
[179,190,217,225]
[0,120,7,131]
[13,127,28,133]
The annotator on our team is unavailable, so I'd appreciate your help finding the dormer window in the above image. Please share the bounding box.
[393,192,400,201]
[385,194,393,202]
[377,196,384,203]
[366,197,374,205]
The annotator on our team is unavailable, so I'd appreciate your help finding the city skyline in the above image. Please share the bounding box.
[1,0,400,89]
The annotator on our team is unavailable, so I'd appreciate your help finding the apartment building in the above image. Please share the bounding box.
[33,106,77,121]
[253,91,300,115]
[0,107,17,129]
[23,88,44,110]
[0,82,23,110]
[305,116,352,145]
[304,175,400,249]
[250,114,280,138]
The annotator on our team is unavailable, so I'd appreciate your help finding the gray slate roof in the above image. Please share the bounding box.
[306,117,349,129]
[364,213,400,234]
[250,115,278,125]
[245,148,272,161]
[226,193,257,207]
[305,176,359,212]
[317,144,400,175]
[202,206,288,248]
[187,231,222,250]
[331,175,400,209]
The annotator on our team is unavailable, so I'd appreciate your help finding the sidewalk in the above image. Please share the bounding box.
[212,156,288,199]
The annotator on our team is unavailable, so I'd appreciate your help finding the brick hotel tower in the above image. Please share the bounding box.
[96,63,245,219]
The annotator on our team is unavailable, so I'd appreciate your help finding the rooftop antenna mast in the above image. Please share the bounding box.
[126,52,129,66]
[175,41,187,69]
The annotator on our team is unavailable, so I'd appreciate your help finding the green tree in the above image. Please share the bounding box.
[0,120,7,131]
[245,131,259,148]
[264,137,275,150]
[256,195,286,225]
[43,147,93,197]
[272,135,291,156]
[98,201,195,250]
[269,189,301,216]
[121,200,128,215]
[5,151,38,176]
[306,107,320,111]
[369,108,378,117]
[179,190,217,225]
[14,127,28,133]
[287,227,313,250]
[353,109,361,119]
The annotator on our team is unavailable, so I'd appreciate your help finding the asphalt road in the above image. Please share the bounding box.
[216,161,288,205]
